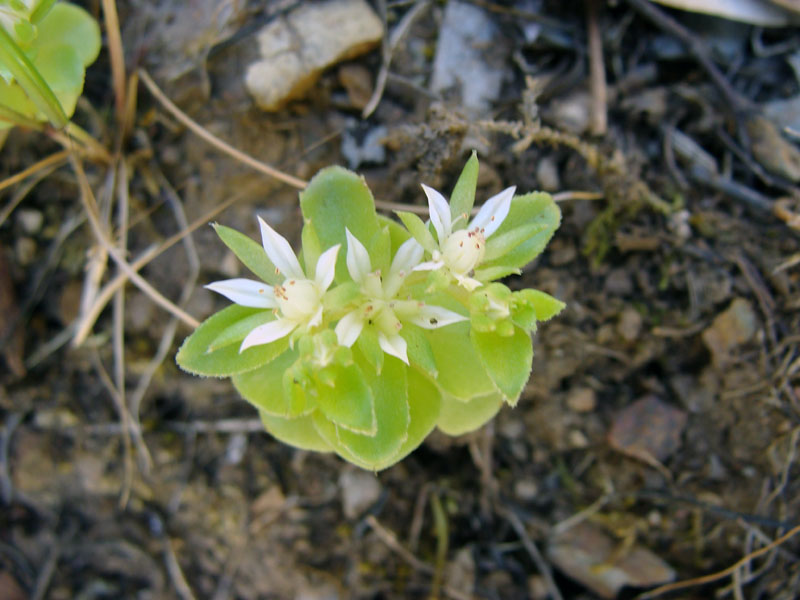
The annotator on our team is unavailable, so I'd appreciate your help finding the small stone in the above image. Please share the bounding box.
[566,387,596,413]
[17,209,43,234]
[527,575,549,600]
[536,155,560,192]
[430,1,505,115]
[702,298,758,367]
[568,429,589,448]
[14,237,36,266]
[618,307,643,342]
[339,469,381,519]
[341,122,387,169]
[548,521,675,599]
[246,0,383,111]
[514,478,539,501]
[444,547,476,598]
[546,91,591,135]
[604,268,633,296]
[338,64,374,110]
[608,395,688,466]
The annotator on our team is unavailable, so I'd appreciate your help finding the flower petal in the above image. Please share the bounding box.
[390,237,424,278]
[335,310,364,347]
[345,228,371,284]
[470,186,515,238]
[454,273,483,291]
[205,278,277,308]
[411,304,468,329]
[315,244,340,291]
[412,260,445,272]
[308,305,324,329]
[422,184,452,241]
[240,318,296,351]
[378,332,409,365]
[258,216,304,280]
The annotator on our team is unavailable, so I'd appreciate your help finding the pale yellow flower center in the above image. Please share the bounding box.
[442,228,486,275]
[274,279,320,322]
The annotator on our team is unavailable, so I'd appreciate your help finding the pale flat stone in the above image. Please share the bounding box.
[246,0,383,111]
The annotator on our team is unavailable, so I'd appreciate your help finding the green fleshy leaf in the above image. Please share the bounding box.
[425,322,498,401]
[370,366,441,470]
[233,349,312,417]
[396,210,436,253]
[449,150,478,228]
[437,391,503,436]
[313,355,410,469]
[300,220,321,275]
[259,411,332,453]
[212,223,279,284]
[0,26,66,127]
[471,326,532,405]
[521,289,566,321]
[176,305,289,377]
[207,310,275,351]
[379,214,413,251]
[400,323,437,378]
[473,265,521,281]
[480,192,561,273]
[315,364,377,435]
[356,325,384,375]
[36,3,100,68]
[323,281,361,313]
[300,167,380,282]
[484,219,553,262]
[30,0,58,24]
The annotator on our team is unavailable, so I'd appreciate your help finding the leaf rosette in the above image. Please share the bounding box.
[177,154,564,470]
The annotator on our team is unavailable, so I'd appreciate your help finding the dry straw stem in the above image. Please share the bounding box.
[101,0,127,123]
[70,155,200,328]
[138,68,307,190]
[72,188,246,346]
[635,522,800,599]
[0,149,68,194]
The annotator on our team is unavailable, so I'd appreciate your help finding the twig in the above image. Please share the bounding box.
[73,186,247,346]
[128,165,200,450]
[365,515,434,574]
[0,156,64,227]
[70,156,200,329]
[30,539,60,600]
[90,351,140,499]
[362,0,430,118]
[586,0,607,136]
[112,159,134,507]
[138,68,307,190]
[101,0,126,122]
[624,0,753,114]
[499,507,564,600]
[163,535,197,600]
[0,149,68,194]
[0,413,22,504]
[636,523,800,599]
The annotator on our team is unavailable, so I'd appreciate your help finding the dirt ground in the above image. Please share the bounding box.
[2,0,800,598]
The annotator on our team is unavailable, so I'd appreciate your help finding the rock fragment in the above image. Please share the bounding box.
[608,395,687,466]
[549,522,675,599]
[701,297,758,367]
[245,0,383,111]
[430,1,505,115]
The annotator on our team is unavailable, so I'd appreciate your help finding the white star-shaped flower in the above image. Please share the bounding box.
[334,229,467,364]
[206,217,339,351]
[414,184,515,290]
